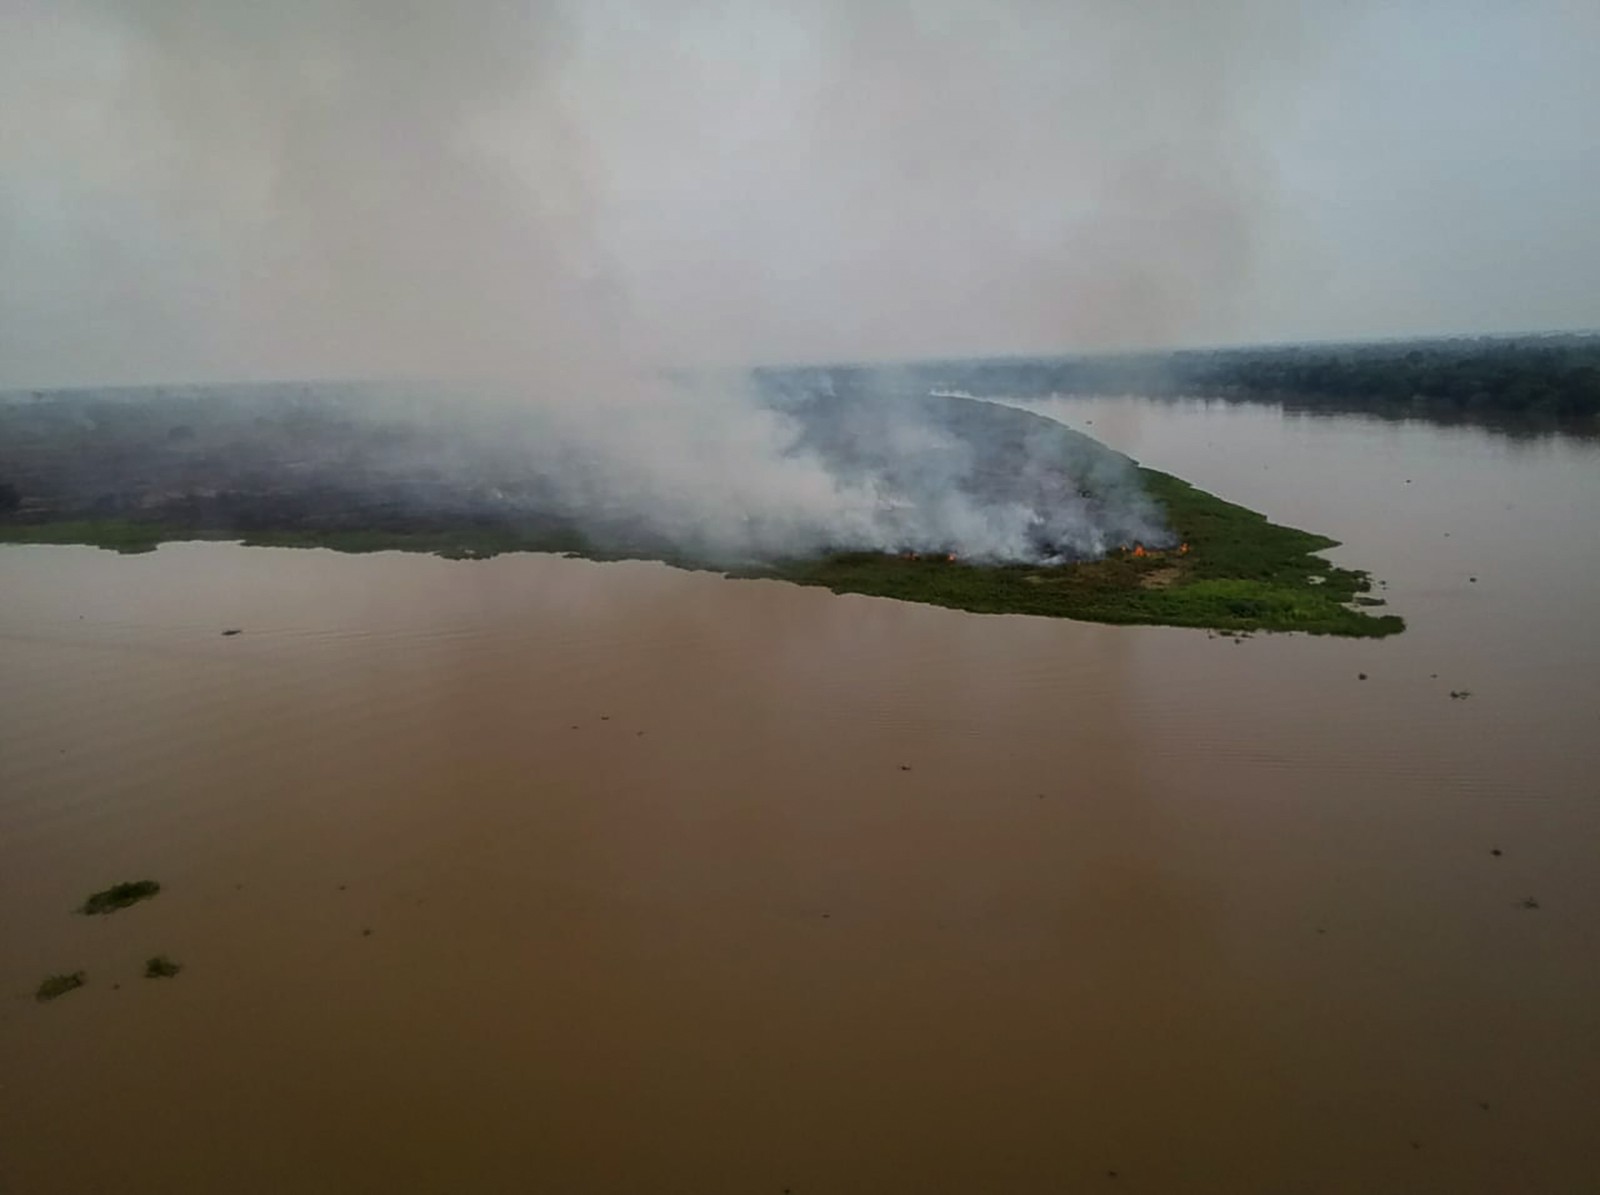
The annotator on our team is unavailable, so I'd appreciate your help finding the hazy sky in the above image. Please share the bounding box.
[1,0,1596,388]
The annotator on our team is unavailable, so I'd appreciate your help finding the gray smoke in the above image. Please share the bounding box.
[0,0,1325,561]
[305,376,1171,564]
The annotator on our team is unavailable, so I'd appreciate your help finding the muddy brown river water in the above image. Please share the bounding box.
[3,399,1598,1193]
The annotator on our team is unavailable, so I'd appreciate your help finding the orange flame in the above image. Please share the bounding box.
[1179,543,1190,554]
[945,553,957,563]
[1132,544,1147,558]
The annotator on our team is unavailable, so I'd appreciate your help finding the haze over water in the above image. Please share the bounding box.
[3,400,1598,1193]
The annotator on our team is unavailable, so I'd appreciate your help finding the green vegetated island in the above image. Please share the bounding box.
[0,380,1403,637]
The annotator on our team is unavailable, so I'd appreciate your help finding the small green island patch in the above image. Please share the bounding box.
[79,880,162,915]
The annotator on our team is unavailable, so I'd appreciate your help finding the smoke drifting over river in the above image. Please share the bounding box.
[0,378,1171,565]
[1,1,1321,560]
[409,375,1173,563]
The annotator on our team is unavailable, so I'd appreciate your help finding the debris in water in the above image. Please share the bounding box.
[1490,848,1502,857]
[1358,672,1367,680]
[36,972,86,1002]
[144,955,181,979]
[899,764,912,772]
[79,880,160,915]
[1518,897,1540,910]
[221,628,242,636]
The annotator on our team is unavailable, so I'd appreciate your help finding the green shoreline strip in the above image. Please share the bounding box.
[0,467,1402,638]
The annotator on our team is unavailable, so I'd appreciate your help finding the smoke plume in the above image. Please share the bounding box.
[0,0,1326,562]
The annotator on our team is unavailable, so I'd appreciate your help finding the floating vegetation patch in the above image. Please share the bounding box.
[36,971,86,1002]
[79,880,161,915]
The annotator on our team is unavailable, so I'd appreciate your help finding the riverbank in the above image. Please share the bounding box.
[0,471,1403,636]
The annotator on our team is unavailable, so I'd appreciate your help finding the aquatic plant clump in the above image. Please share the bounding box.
[144,955,182,979]
[36,971,86,1002]
[79,880,161,915]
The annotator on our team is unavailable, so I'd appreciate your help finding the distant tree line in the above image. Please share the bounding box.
[1167,337,1600,418]
[763,334,1600,422]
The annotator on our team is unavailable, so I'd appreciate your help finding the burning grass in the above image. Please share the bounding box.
[754,468,1403,637]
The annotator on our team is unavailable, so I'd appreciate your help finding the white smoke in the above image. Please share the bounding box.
[375,370,1169,564]
[0,0,1315,561]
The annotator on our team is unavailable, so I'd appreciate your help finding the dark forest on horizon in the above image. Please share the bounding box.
[758,332,1600,424]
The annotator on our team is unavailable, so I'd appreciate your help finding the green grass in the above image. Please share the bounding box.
[0,520,181,553]
[0,468,1402,636]
[235,526,592,558]
[36,971,86,1002]
[79,880,161,915]
[0,520,590,559]
[144,955,182,979]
